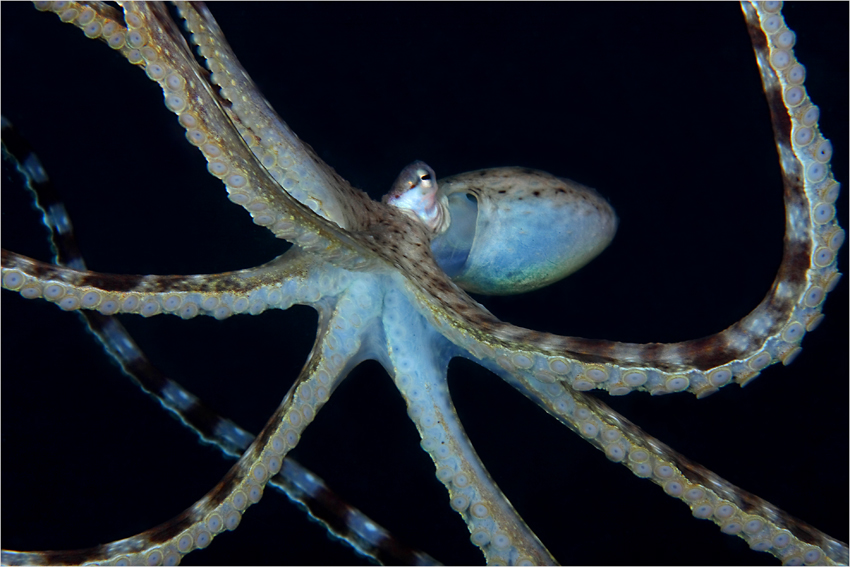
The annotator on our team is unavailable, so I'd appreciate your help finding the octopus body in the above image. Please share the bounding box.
[1,3,847,565]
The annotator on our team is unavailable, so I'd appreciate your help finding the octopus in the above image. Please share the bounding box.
[1,2,847,565]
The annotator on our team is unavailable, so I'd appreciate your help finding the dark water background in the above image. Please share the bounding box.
[2,3,847,565]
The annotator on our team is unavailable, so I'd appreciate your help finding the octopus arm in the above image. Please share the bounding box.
[35,2,371,264]
[484,359,849,565]
[378,286,557,565]
[0,247,343,319]
[173,2,373,230]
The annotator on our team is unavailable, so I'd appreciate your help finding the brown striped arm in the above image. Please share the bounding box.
[0,248,340,319]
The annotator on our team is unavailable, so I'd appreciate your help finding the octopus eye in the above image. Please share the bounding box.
[384,161,442,230]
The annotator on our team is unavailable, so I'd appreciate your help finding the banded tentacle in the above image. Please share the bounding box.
[87,311,439,566]
[0,248,346,320]
[1,274,381,566]
[381,285,556,565]
[486,359,849,565]
[1,118,438,565]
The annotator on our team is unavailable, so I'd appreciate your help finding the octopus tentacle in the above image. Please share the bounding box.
[0,248,345,319]
[34,1,375,267]
[173,2,373,230]
[380,286,556,565]
[487,360,849,565]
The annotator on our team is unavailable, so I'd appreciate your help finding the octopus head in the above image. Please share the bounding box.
[385,162,617,295]
[429,167,618,295]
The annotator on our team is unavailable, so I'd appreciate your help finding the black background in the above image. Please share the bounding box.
[2,3,847,565]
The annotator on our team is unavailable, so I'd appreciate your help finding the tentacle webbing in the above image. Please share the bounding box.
[381,286,556,565]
